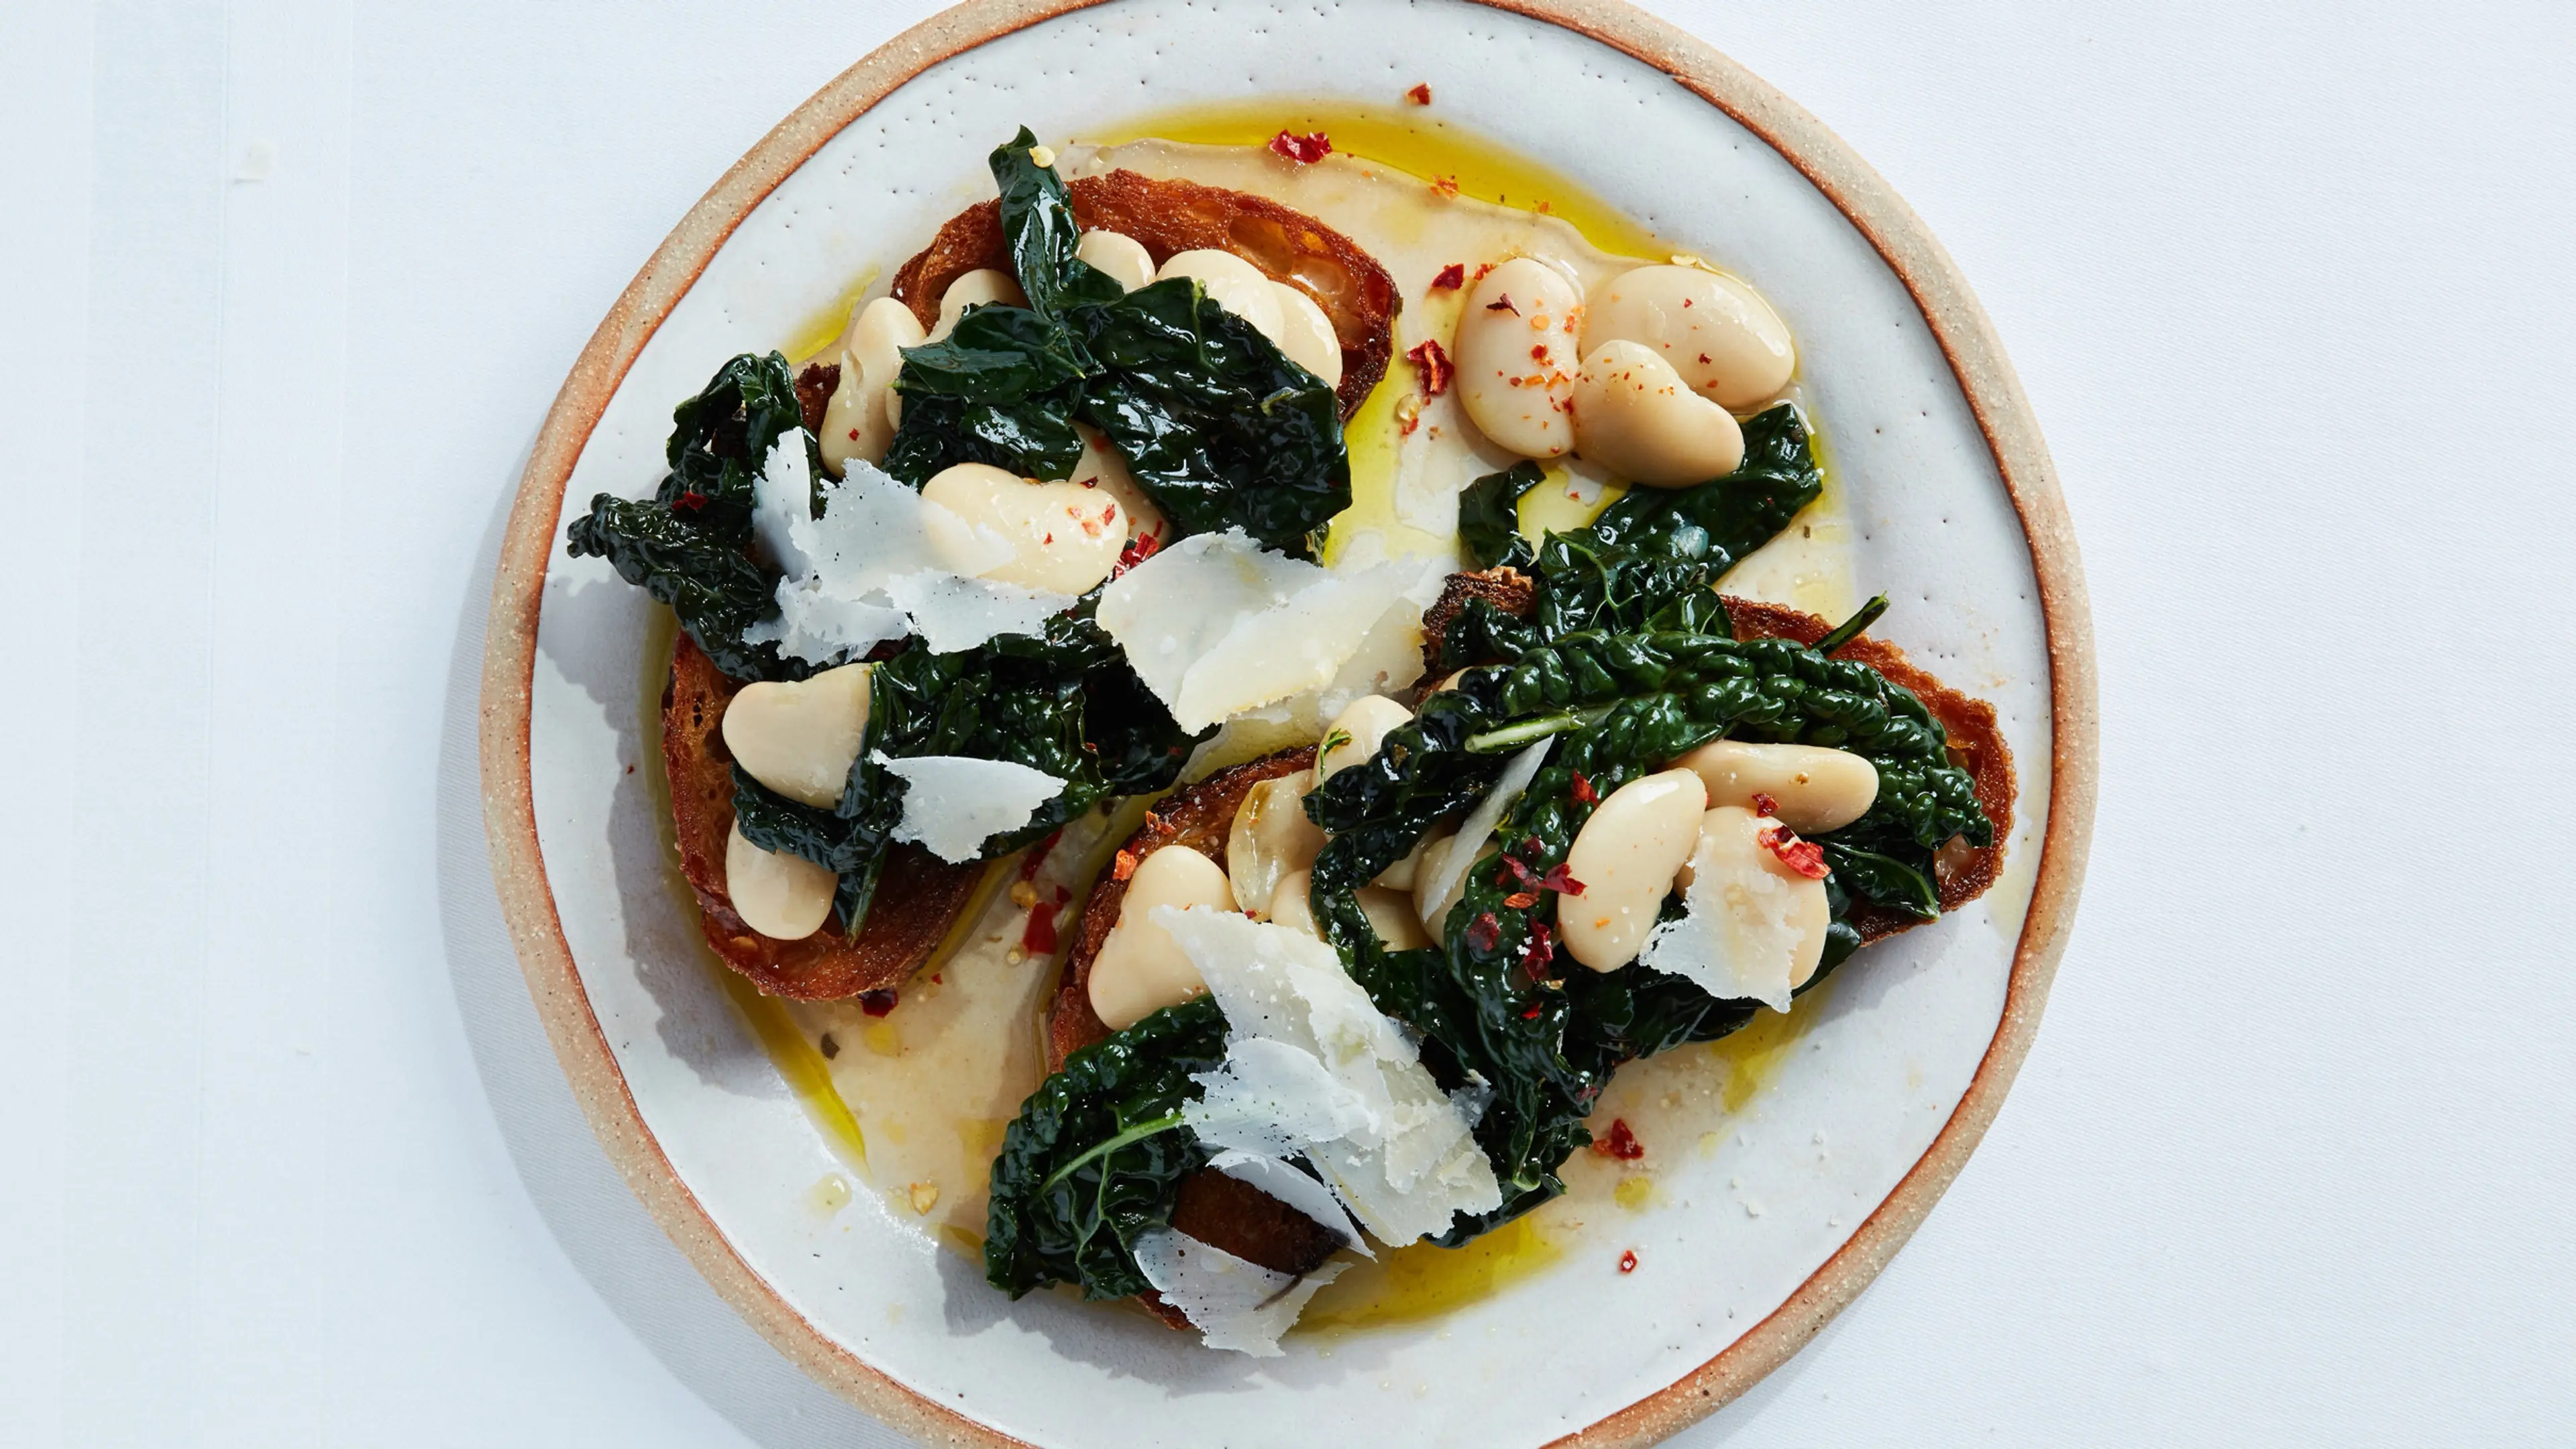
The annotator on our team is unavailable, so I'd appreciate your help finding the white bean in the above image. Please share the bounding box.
[1271,281,1344,386]
[1673,805,1831,990]
[1582,264,1795,413]
[1267,869,1428,951]
[1672,740,1879,835]
[1317,695,1413,782]
[1454,258,1584,459]
[818,297,926,476]
[1075,229,1155,292]
[1226,769,1325,919]
[929,268,1027,343]
[1572,340,1746,486]
[1269,867,1318,936]
[920,462,1126,595]
[1156,249,1285,347]
[1560,767,1709,970]
[719,661,871,808]
[724,820,836,940]
[1089,848,1237,1030]
[1058,425,1165,545]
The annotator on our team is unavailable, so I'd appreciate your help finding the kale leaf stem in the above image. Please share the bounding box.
[1811,593,1891,655]
[1038,1110,1189,1195]
[1464,706,1609,754]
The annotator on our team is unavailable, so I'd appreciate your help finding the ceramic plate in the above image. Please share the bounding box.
[480,1,2096,1442]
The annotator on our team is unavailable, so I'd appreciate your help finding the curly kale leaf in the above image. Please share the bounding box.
[1459,462,1544,571]
[985,997,1227,1299]
[564,352,810,682]
[881,128,1350,553]
[1304,623,1992,1238]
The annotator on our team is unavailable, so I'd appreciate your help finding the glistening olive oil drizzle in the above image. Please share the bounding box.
[696,108,1855,1331]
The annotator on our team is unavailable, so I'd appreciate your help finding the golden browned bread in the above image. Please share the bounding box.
[1415,568,2015,941]
[1046,747,1318,1073]
[662,635,981,1000]
[890,170,1399,419]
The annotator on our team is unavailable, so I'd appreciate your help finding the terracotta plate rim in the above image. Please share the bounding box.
[475,1,2100,1442]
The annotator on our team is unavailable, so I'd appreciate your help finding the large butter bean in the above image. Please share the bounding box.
[1156,250,1285,346]
[1317,695,1413,782]
[920,462,1126,594]
[1560,767,1709,970]
[1582,264,1795,412]
[720,661,871,808]
[1672,740,1879,835]
[929,268,1028,342]
[1271,282,1344,387]
[818,297,924,475]
[1090,849,1238,1030]
[1227,769,1325,919]
[1454,258,1583,460]
[1266,869,1430,951]
[1059,425,1165,545]
[1075,229,1155,292]
[724,820,836,940]
[1674,806,1831,990]
[1572,341,1746,486]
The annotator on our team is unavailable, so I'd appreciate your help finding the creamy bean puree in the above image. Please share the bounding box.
[589,109,2011,1351]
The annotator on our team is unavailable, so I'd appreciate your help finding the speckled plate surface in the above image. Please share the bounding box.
[478,1,2096,1443]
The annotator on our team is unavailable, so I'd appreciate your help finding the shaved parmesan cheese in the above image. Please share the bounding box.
[748,458,1067,663]
[881,571,1074,655]
[869,751,1066,863]
[1159,907,1501,1246]
[1205,1149,1369,1258]
[1097,529,1443,732]
[1131,1228,1347,1356]
[1640,813,1818,1012]
[1413,737,1556,936]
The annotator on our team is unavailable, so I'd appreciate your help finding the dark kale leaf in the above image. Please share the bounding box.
[1458,462,1544,570]
[985,996,1227,1299]
[991,126,1124,317]
[890,303,1090,402]
[880,389,1086,485]
[564,352,810,682]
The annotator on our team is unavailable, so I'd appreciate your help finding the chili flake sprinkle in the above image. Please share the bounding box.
[1112,849,1140,882]
[858,989,899,1018]
[1406,338,1454,396]
[1486,293,1519,315]
[1431,174,1460,198]
[1540,863,1586,896]
[1404,82,1432,105]
[1465,911,1503,955]
[1519,921,1556,979]
[1617,1249,1640,1275]
[673,490,709,512]
[1751,791,1780,817]
[1758,822,1831,879]
[1591,1117,1645,1160]
[1430,262,1466,291]
[1503,890,1540,910]
[1112,529,1162,577]
[1269,129,1332,164]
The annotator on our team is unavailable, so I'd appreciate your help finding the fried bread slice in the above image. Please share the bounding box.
[890,169,1398,419]
[663,635,981,1000]
[1417,568,2016,938]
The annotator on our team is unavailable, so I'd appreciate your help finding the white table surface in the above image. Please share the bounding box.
[5,1,2571,1444]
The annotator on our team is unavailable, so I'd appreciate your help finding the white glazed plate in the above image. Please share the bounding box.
[480,1,2097,1444]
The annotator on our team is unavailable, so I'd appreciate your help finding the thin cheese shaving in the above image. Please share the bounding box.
[1159,906,1501,1247]
[1415,737,1556,934]
[1097,529,1443,732]
[868,751,1067,863]
[1639,814,1805,1012]
[1130,1228,1348,1356]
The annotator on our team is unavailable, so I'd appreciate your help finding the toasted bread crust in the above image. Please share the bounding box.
[1413,569,2017,941]
[663,635,980,1000]
[1046,747,1318,1073]
[890,169,1397,419]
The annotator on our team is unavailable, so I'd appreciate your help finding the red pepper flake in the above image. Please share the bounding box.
[1617,1249,1640,1275]
[1020,899,1059,955]
[673,490,709,512]
[1465,911,1503,955]
[1699,352,1713,364]
[1521,1002,1543,1019]
[1430,262,1466,291]
[1540,864,1585,897]
[858,989,898,1018]
[1758,823,1831,879]
[1112,529,1161,578]
[1485,293,1519,315]
[1495,855,1536,891]
[1269,129,1332,164]
[1018,828,1065,882]
[1503,890,1540,910]
[1406,339,1454,397]
[1592,1117,1645,1160]
[1404,82,1432,105]
[1570,769,1597,805]
[1519,921,1556,979]
[1431,174,1460,199]
[1521,836,1547,857]
[1112,849,1139,882]
[1752,791,1780,817]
